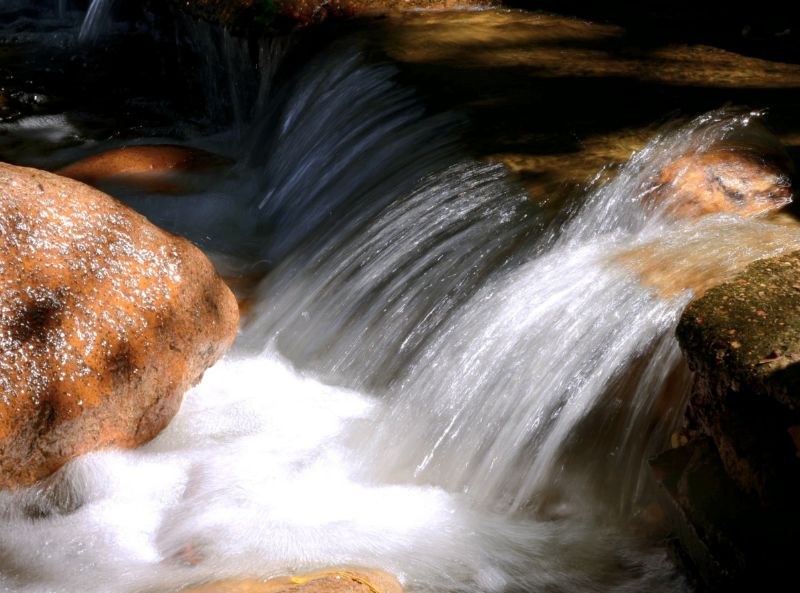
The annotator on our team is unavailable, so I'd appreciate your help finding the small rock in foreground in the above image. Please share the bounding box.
[178,569,403,593]
[0,162,239,490]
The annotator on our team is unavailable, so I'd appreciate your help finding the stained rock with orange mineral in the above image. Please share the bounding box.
[177,569,403,593]
[645,123,794,219]
[0,162,239,490]
[56,144,229,193]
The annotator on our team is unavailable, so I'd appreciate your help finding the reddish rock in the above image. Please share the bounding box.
[178,570,403,593]
[0,161,239,490]
[646,144,794,219]
[56,145,228,193]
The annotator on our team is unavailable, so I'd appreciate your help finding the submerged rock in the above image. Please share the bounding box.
[0,162,239,490]
[178,570,403,593]
[56,144,229,193]
[645,124,794,219]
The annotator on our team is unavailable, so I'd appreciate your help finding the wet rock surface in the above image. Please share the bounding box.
[647,147,793,219]
[178,570,403,593]
[0,162,239,490]
[56,144,230,192]
[657,251,800,588]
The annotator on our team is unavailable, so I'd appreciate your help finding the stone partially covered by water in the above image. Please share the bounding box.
[0,162,239,490]
[177,569,403,593]
[644,121,794,219]
[56,144,231,193]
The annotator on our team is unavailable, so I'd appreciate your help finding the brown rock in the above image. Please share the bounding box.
[56,145,229,193]
[650,437,800,590]
[788,425,800,457]
[179,569,403,593]
[152,0,496,33]
[646,145,794,219]
[0,161,239,490]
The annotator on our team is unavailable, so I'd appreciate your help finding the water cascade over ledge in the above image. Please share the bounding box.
[3,6,800,593]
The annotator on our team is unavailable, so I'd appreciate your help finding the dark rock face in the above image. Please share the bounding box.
[651,438,800,590]
[656,250,800,589]
[154,0,496,32]
[0,162,239,490]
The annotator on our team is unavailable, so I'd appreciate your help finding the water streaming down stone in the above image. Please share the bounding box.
[78,0,117,43]
[114,42,459,264]
[253,109,800,516]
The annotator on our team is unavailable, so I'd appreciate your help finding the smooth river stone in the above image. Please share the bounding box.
[56,144,227,192]
[0,161,239,490]
[177,570,403,593]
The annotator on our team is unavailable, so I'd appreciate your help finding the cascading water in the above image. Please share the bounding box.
[3,5,800,593]
[252,109,800,516]
[78,0,118,43]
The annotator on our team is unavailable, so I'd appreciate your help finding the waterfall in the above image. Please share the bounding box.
[117,42,460,265]
[251,109,800,514]
[78,0,117,43]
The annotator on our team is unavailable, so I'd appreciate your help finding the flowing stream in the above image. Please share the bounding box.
[2,4,800,593]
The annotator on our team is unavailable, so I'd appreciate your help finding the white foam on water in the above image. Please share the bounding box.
[0,115,80,144]
[0,352,686,593]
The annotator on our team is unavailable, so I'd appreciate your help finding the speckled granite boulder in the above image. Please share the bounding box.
[0,162,239,490]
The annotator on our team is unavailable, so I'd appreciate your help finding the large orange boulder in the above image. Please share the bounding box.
[0,162,239,490]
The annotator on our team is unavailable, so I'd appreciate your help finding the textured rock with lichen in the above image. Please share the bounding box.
[678,251,800,420]
[0,162,239,490]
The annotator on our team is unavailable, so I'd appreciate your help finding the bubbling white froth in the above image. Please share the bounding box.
[0,351,685,593]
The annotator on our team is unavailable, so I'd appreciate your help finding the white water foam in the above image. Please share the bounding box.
[0,351,686,593]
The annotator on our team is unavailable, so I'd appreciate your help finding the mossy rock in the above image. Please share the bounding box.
[677,250,800,412]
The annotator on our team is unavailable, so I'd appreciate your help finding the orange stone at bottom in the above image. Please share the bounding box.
[55,144,230,192]
[178,570,403,593]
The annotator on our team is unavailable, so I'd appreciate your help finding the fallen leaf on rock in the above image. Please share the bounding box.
[758,350,783,364]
